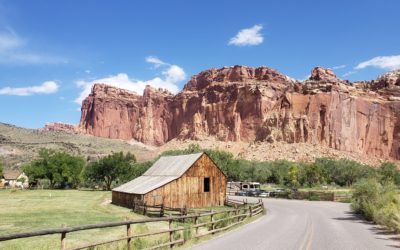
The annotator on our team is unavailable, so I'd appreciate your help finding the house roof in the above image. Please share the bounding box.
[113,152,204,194]
[3,170,22,180]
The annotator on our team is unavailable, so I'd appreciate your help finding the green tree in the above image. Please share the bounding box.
[287,165,299,188]
[84,152,136,190]
[316,158,375,187]
[24,149,85,188]
[268,160,292,185]
[378,162,400,185]
[301,163,324,187]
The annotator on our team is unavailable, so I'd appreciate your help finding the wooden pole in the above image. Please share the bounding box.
[194,214,199,236]
[126,217,132,250]
[169,218,173,249]
[249,205,253,217]
[127,224,132,250]
[210,210,214,234]
[60,224,66,250]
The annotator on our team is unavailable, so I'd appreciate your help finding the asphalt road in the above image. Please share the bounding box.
[191,198,399,250]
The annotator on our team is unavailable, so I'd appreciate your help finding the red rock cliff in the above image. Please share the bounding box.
[79,66,400,160]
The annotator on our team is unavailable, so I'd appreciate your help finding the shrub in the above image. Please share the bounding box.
[351,178,400,232]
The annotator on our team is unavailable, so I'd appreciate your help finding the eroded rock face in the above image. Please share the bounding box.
[79,65,400,160]
[43,122,77,133]
[309,66,338,82]
[79,84,173,146]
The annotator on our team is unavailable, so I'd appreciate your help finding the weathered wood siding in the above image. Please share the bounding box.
[143,154,226,208]
[112,191,142,208]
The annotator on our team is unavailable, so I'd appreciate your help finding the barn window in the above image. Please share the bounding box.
[204,177,210,192]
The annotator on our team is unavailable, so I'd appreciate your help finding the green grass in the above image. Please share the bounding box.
[0,190,262,250]
[0,189,169,250]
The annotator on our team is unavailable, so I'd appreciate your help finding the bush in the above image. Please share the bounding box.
[351,178,400,232]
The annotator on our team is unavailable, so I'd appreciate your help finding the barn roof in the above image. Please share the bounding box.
[112,152,204,194]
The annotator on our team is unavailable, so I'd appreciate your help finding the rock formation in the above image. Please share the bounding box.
[43,122,77,134]
[79,65,400,160]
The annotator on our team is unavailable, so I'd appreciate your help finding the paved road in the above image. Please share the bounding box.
[191,198,399,250]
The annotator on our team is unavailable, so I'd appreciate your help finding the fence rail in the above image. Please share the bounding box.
[0,199,264,250]
[132,201,188,217]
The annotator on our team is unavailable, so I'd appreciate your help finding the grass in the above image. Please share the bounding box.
[0,189,169,250]
[0,189,262,250]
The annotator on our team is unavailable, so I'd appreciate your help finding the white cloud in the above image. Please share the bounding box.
[229,24,264,46]
[0,28,66,65]
[0,29,25,52]
[74,57,186,105]
[332,65,346,70]
[343,71,356,77]
[355,55,400,70]
[0,52,67,65]
[146,56,168,68]
[0,81,59,96]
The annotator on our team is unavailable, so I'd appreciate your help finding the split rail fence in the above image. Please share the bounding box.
[0,199,264,250]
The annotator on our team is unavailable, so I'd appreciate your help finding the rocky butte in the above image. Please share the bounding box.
[43,122,77,134]
[78,66,400,160]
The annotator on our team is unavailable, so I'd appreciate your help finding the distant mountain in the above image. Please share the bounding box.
[78,65,400,161]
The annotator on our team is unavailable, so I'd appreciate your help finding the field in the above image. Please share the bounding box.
[0,189,169,250]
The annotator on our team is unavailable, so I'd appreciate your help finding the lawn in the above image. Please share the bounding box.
[0,189,169,250]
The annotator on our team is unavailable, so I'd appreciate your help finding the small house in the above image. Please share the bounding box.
[0,170,29,188]
[112,152,226,209]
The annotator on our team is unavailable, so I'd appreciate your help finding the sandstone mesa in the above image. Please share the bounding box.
[75,65,400,160]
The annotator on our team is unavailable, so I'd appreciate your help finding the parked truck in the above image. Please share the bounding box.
[227,181,268,197]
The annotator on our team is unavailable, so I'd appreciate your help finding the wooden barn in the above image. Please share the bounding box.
[112,152,226,209]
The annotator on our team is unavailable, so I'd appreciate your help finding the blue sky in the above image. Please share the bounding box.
[0,0,399,128]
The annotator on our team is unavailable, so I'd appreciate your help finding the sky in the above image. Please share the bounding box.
[0,0,399,128]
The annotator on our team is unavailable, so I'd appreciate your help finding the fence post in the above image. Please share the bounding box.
[210,210,215,234]
[194,214,199,236]
[127,223,132,250]
[260,199,265,212]
[143,202,147,216]
[60,224,66,250]
[160,203,164,217]
[249,205,253,217]
[169,218,173,249]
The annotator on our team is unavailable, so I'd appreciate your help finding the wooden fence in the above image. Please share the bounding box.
[0,200,264,250]
[333,192,352,202]
[132,200,188,217]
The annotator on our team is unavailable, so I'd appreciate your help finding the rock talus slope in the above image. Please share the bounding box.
[79,66,400,160]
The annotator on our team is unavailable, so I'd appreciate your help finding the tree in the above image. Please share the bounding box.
[84,152,136,190]
[287,165,299,188]
[300,163,324,187]
[24,149,85,188]
[378,162,400,185]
